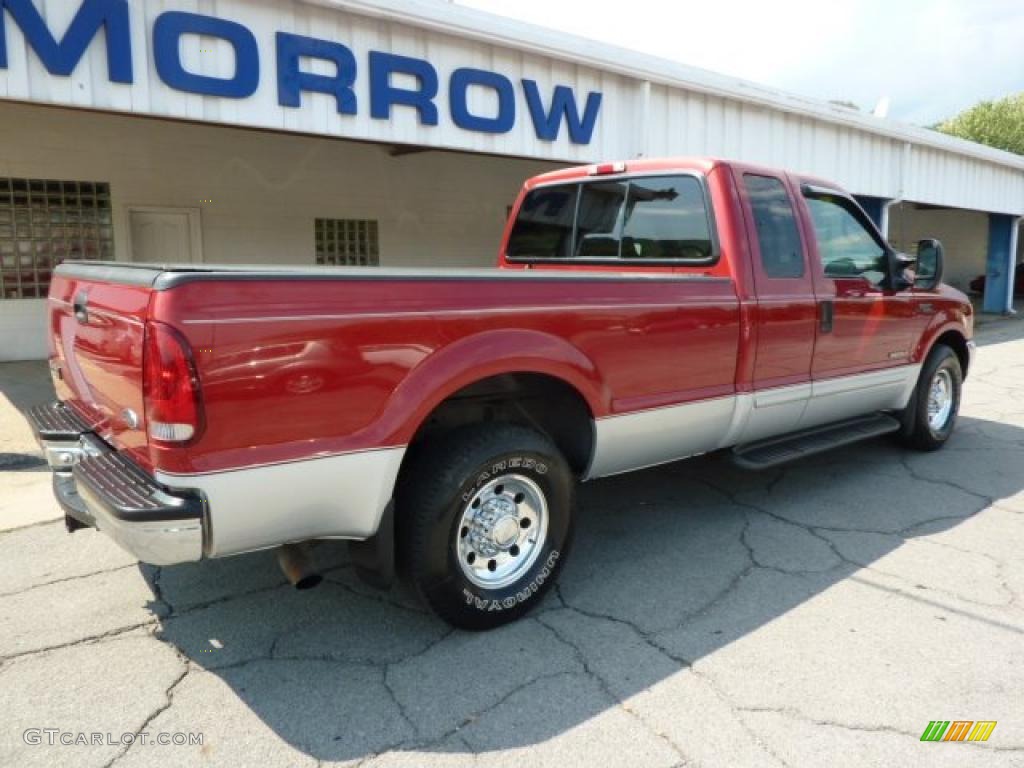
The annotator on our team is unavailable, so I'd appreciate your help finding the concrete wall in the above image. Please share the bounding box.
[0,299,48,361]
[886,204,991,293]
[0,101,559,360]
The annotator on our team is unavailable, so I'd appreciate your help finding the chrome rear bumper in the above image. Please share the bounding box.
[24,402,204,565]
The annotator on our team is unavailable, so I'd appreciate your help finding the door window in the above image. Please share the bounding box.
[805,196,887,284]
[743,174,804,278]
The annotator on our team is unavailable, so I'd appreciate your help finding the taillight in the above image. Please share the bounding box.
[143,321,203,443]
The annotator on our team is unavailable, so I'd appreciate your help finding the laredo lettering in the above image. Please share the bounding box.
[0,0,602,144]
[462,550,561,611]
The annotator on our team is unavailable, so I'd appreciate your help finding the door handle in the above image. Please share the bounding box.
[820,300,834,333]
[73,291,89,324]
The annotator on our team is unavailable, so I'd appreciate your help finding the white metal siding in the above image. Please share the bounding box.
[0,0,1022,213]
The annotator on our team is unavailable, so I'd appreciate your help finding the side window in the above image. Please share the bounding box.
[621,176,713,260]
[805,196,887,284]
[575,181,627,257]
[506,184,579,259]
[743,174,804,278]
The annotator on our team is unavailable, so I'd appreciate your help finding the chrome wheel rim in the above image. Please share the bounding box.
[927,368,954,431]
[456,474,548,589]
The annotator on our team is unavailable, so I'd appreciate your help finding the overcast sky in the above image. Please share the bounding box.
[456,0,1024,126]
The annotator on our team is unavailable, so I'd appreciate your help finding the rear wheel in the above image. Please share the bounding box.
[397,424,574,630]
[898,344,962,451]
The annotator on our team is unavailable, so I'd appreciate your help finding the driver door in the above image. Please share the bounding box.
[800,190,922,378]
[797,189,926,426]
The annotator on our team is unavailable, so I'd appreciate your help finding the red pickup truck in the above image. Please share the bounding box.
[26,157,974,629]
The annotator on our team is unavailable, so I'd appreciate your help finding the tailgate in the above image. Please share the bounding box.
[48,266,159,469]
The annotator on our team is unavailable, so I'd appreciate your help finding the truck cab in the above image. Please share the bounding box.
[500,158,971,451]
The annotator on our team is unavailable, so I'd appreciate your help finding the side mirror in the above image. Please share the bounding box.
[890,251,916,290]
[914,238,944,290]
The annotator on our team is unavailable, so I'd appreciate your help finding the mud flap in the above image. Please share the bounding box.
[348,500,395,589]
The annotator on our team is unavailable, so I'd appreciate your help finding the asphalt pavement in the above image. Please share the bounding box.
[1,320,1023,767]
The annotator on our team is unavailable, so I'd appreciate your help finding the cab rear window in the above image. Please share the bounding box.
[506,184,578,260]
[506,175,715,264]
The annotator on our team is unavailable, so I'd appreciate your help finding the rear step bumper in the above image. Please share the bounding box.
[25,402,100,470]
[24,402,204,565]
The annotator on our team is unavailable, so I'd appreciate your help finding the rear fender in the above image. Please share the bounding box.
[377,329,607,445]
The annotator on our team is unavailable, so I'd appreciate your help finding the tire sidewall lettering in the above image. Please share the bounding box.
[453,451,561,613]
[460,455,549,503]
[462,549,561,612]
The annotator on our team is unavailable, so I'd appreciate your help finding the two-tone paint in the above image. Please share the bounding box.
[45,157,973,561]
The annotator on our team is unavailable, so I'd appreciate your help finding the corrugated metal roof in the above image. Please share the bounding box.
[326,0,1024,171]
[1,0,1021,212]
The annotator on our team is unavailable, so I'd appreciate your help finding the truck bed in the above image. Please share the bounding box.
[49,260,741,475]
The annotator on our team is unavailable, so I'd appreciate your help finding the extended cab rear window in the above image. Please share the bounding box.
[506,175,716,264]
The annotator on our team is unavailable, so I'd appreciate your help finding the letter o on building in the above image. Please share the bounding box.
[449,68,515,134]
[154,11,259,98]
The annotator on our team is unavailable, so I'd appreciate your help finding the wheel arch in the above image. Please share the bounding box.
[929,328,971,379]
[914,318,971,380]
[400,369,598,478]
[382,328,607,465]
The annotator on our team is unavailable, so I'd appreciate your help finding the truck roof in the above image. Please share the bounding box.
[524,156,724,189]
[524,156,849,198]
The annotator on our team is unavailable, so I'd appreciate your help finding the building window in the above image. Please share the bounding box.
[315,218,379,266]
[0,178,113,299]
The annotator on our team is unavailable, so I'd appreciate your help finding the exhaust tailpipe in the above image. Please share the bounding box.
[277,543,323,590]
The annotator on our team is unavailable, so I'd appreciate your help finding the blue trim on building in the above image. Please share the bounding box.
[854,195,889,233]
[984,213,1016,313]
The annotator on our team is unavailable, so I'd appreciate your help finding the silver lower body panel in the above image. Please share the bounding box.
[156,447,406,558]
[587,365,921,480]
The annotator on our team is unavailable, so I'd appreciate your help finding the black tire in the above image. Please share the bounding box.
[397,424,574,630]
[898,344,962,451]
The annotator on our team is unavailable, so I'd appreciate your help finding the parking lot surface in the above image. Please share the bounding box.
[1,321,1023,768]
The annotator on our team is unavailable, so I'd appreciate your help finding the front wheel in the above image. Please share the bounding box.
[898,343,963,451]
[397,424,574,630]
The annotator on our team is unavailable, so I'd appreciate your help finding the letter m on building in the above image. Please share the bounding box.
[920,721,950,741]
[0,0,132,82]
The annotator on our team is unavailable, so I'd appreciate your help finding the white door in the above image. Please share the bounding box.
[127,208,202,264]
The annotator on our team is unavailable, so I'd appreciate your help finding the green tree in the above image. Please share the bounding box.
[937,93,1024,156]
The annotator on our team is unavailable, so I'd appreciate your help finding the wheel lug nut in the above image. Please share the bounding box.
[487,559,497,572]
[509,545,520,557]
[520,518,531,529]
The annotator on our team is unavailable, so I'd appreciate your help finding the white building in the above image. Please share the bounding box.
[1,0,1021,360]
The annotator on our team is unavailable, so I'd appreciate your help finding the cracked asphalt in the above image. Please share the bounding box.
[2,320,1024,768]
